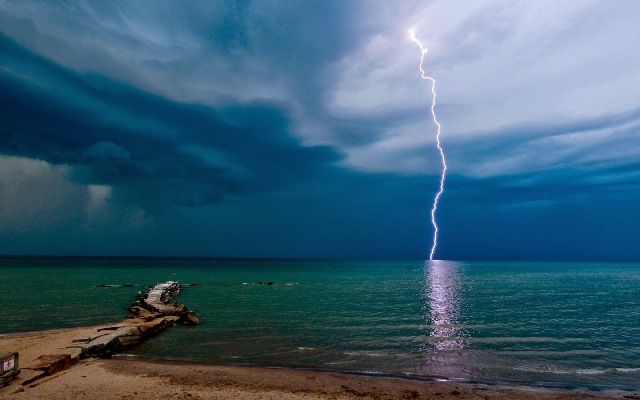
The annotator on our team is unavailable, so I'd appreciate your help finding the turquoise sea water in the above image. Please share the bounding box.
[1,257,639,390]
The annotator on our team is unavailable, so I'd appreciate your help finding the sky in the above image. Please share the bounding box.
[1,0,639,260]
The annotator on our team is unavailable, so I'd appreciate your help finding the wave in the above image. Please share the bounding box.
[514,366,640,375]
[94,284,137,288]
[343,351,392,357]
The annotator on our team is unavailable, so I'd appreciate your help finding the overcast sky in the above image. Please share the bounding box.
[1,0,639,260]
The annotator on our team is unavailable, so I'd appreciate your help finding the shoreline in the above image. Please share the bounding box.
[1,357,633,400]
[116,353,640,394]
[1,326,638,399]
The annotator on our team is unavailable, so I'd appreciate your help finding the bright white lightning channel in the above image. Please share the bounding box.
[409,30,447,261]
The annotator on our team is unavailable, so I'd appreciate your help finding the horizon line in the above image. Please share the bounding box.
[0,254,639,263]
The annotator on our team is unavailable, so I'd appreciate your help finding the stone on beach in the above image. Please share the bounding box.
[61,347,82,363]
[32,354,73,375]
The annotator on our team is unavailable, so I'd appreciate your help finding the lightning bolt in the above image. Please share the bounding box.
[410,30,447,261]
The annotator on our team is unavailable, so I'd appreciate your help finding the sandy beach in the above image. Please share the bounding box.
[1,326,636,400]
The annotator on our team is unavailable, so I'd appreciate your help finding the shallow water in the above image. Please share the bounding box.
[1,257,639,390]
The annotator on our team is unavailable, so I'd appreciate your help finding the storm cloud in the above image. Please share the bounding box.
[0,0,639,259]
[0,33,341,210]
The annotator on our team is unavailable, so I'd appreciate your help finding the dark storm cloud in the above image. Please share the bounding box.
[0,34,340,209]
[0,1,639,260]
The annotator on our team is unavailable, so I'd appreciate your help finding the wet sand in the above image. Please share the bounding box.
[0,327,635,400]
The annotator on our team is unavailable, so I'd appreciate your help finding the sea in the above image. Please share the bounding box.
[1,257,639,391]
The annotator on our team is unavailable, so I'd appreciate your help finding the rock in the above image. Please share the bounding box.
[135,318,170,336]
[32,354,73,375]
[113,326,143,336]
[173,304,187,314]
[180,312,200,325]
[145,281,180,311]
[61,347,82,362]
[8,281,200,387]
[129,281,200,326]
[70,326,149,357]
[127,305,145,314]
[76,333,120,358]
[19,369,46,386]
[71,332,109,343]
[127,306,163,321]
[96,325,121,332]
[121,317,146,326]
[115,332,143,348]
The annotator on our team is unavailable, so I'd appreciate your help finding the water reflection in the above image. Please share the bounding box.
[423,260,466,351]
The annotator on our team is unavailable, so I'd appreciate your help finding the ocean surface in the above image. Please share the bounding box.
[1,257,639,390]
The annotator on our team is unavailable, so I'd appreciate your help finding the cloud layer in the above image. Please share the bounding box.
[0,33,342,210]
[1,0,639,259]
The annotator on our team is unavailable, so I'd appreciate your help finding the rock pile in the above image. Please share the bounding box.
[128,281,200,324]
[18,281,199,386]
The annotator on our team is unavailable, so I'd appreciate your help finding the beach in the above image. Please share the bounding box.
[0,326,635,400]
